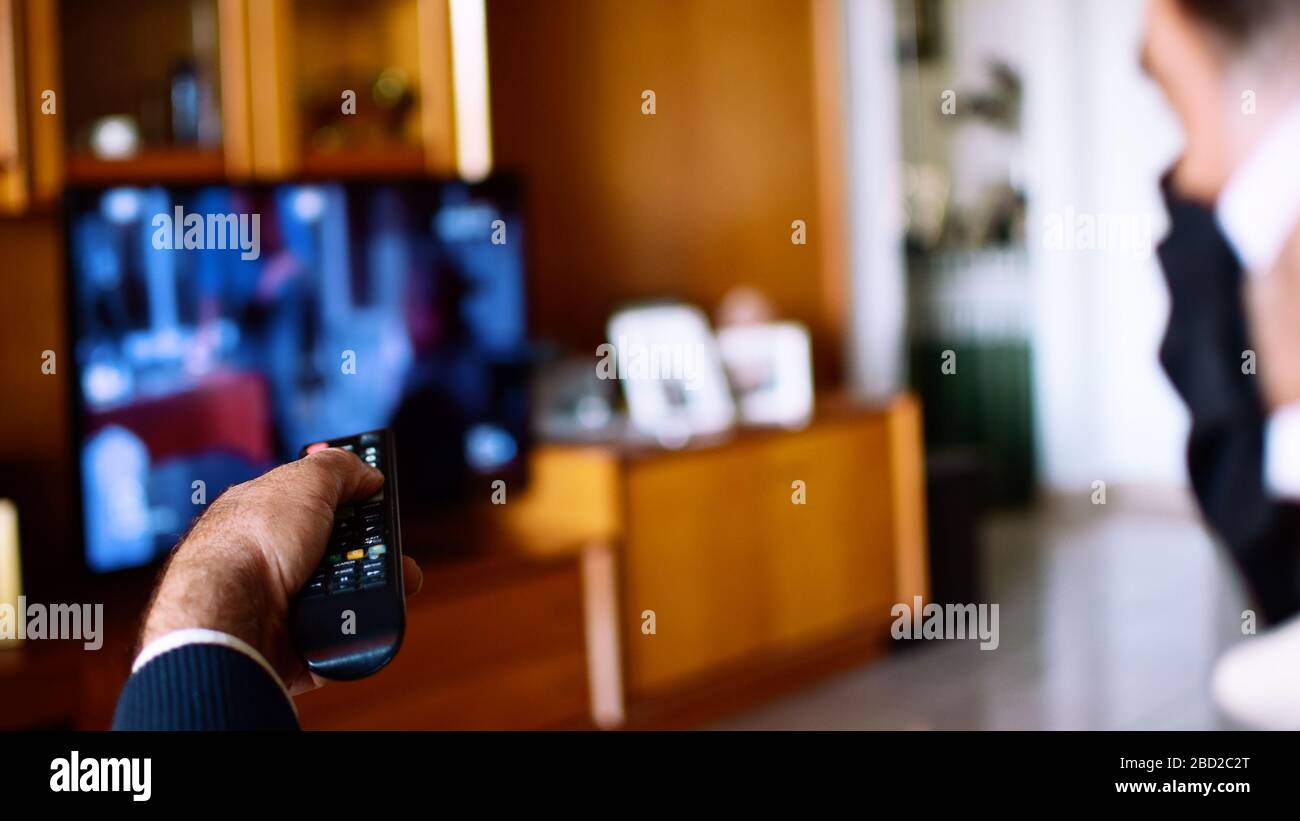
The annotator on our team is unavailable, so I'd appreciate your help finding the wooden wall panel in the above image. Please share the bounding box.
[487,0,845,381]
[0,214,65,463]
[0,0,25,211]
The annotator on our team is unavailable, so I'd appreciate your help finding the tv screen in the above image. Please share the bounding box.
[65,178,530,573]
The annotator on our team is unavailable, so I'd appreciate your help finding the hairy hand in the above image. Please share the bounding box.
[139,448,422,695]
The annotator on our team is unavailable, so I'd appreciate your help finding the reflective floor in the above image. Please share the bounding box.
[716,502,1252,730]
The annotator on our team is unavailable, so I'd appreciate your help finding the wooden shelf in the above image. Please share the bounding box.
[298,144,427,178]
[64,148,226,186]
[63,145,436,186]
[0,0,459,200]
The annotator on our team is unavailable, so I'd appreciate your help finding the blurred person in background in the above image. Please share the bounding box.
[1144,0,1300,727]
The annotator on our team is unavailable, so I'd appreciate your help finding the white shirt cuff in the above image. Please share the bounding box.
[131,628,297,716]
[1265,403,1300,500]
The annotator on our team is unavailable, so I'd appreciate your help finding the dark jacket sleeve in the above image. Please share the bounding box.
[112,643,300,731]
[1157,186,1300,624]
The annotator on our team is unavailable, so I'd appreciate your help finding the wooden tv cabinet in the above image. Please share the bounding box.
[489,392,930,727]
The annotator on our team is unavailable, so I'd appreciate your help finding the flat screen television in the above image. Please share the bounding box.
[64,178,530,573]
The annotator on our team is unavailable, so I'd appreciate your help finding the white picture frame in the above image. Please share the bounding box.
[605,303,735,444]
[716,321,813,427]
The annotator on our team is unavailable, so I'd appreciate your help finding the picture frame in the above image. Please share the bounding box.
[604,303,735,445]
[716,321,814,427]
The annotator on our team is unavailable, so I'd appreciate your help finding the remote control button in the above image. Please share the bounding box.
[328,575,358,594]
[367,544,387,557]
[304,578,326,597]
[305,441,330,455]
[362,534,383,546]
[346,548,365,561]
[326,553,343,565]
[360,575,387,589]
[362,557,385,571]
[360,432,380,445]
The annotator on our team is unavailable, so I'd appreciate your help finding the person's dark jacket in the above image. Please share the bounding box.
[1158,184,1300,624]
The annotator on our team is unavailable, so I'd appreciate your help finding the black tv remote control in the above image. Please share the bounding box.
[291,429,406,680]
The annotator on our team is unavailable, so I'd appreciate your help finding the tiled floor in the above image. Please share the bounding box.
[715,503,1253,730]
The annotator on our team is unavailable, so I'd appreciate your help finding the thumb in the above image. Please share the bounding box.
[295,447,386,508]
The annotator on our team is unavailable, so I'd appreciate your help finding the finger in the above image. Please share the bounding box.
[287,670,327,698]
[294,447,385,509]
[402,556,423,596]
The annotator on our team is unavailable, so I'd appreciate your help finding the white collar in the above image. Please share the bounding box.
[1216,98,1300,274]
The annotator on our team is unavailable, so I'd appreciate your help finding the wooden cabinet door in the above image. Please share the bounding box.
[757,418,897,649]
[620,415,905,699]
[622,448,768,697]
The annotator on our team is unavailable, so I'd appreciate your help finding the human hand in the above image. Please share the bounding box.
[138,448,423,695]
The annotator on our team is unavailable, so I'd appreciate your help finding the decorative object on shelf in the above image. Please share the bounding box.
[948,59,1022,133]
[605,303,735,448]
[903,164,951,252]
[716,321,814,428]
[532,354,623,443]
[715,285,776,327]
[303,66,418,154]
[89,115,140,160]
[169,59,200,145]
[169,58,220,148]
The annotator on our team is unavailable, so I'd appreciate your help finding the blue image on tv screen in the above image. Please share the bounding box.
[66,179,530,572]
